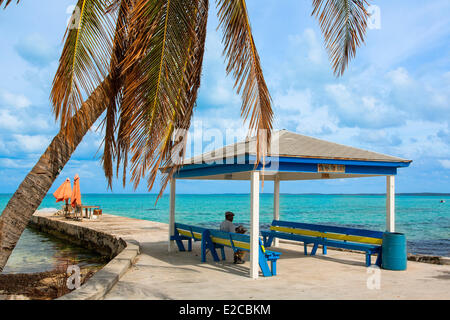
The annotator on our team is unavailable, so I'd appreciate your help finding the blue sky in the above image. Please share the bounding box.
[0,0,449,195]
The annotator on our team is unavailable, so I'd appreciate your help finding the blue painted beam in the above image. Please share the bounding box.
[175,162,397,178]
[175,163,254,179]
[171,153,408,179]
[248,155,411,168]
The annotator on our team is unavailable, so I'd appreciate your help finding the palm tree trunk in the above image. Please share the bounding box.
[0,76,112,272]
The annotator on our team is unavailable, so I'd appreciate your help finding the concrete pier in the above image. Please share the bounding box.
[32,211,450,300]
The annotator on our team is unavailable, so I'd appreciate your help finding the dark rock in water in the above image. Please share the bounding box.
[407,254,442,265]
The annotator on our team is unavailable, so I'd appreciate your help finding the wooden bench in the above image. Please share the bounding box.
[261,220,383,267]
[171,223,206,252]
[172,223,281,277]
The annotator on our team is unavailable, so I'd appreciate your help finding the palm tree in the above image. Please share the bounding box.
[0,0,371,271]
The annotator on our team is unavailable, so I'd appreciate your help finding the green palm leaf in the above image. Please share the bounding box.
[50,0,117,133]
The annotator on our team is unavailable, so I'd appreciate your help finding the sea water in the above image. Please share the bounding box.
[0,194,449,258]
[2,226,106,274]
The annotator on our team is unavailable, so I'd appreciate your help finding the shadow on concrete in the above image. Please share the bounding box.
[137,241,252,277]
[136,239,369,277]
[431,270,450,280]
[268,245,368,267]
[104,280,173,300]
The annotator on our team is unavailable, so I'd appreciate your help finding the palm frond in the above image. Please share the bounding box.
[312,0,370,76]
[216,0,273,165]
[50,0,117,137]
[100,0,134,189]
[120,0,200,190]
[1,0,19,8]
[155,0,209,200]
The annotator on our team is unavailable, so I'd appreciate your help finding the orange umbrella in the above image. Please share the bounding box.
[53,178,72,204]
[71,174,82,208]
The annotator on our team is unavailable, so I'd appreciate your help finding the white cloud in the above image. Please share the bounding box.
[12,134,50,153]
[0,91,31,109]
[325,84,405,129]
[382,120,450,160]
[14,33,57,68]
[364,1,450,69]
[387,67,412,86]
[0,158,35,169]
[273,88,338,136]
[62,160,99,179]
[439,160,450,169]
[288,28,325,65]
[205,77,240,106]
[184,115,248,158]
[0,110,24,131]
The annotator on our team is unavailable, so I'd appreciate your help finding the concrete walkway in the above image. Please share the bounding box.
[35,211,450,300]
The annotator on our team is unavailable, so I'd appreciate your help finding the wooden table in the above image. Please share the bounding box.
[80,205,100,219]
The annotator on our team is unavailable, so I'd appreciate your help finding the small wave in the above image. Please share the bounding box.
[38,208,59,213]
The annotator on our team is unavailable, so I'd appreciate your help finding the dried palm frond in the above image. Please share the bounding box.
[0,0,19,8]
[119,0,201,190]
[155,0,209,200]
[216,0,273,165]
[100,0,134,189]
[312,0,370,76]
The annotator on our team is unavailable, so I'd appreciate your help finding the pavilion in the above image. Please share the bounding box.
[164,130,412,279]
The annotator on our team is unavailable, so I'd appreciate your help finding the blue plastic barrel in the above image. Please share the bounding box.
[382,232,407,270]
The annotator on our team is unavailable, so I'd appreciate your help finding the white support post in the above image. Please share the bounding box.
[386,175,395,232]
[250,171,260,279]
[273,176,280,247]
[169,178,176,252]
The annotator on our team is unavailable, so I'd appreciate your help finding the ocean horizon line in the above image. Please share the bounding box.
[1,192,449,197]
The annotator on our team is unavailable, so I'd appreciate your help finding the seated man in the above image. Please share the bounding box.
[220,211,247,264]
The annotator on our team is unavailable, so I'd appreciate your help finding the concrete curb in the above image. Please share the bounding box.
[29,213,140,300]
[30,215,127,258]
[57,242,140,300]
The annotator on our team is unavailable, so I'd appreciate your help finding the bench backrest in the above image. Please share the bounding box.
[176,223,267,252]
[270,220,383,245]
[175,223,207,240]
[209,229,252,251]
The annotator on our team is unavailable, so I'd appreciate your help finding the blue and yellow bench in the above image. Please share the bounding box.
[171,223,206,252]
[172,223,281,277]
[261,220,383,267]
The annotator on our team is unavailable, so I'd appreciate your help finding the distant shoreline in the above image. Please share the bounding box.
[1,193,450,196]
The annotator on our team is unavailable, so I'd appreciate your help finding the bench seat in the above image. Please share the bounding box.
[172,223,281,277]
[261,220,383,267]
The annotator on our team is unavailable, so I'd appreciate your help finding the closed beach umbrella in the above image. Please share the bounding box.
[53,178,72,204]
[71,174,82,208]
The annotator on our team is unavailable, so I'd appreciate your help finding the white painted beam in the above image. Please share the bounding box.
[386,175,395,232]
[250,171,260,279]
[273,176,280,247]
[169,178,176,252]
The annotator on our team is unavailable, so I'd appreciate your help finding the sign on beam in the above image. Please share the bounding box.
[318,164,346,173]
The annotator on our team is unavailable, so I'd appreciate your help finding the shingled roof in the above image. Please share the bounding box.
[183,130,411,164]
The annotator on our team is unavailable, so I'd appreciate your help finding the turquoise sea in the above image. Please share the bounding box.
[1,193,449,258]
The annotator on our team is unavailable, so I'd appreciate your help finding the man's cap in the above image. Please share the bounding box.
[225,211,235,216]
